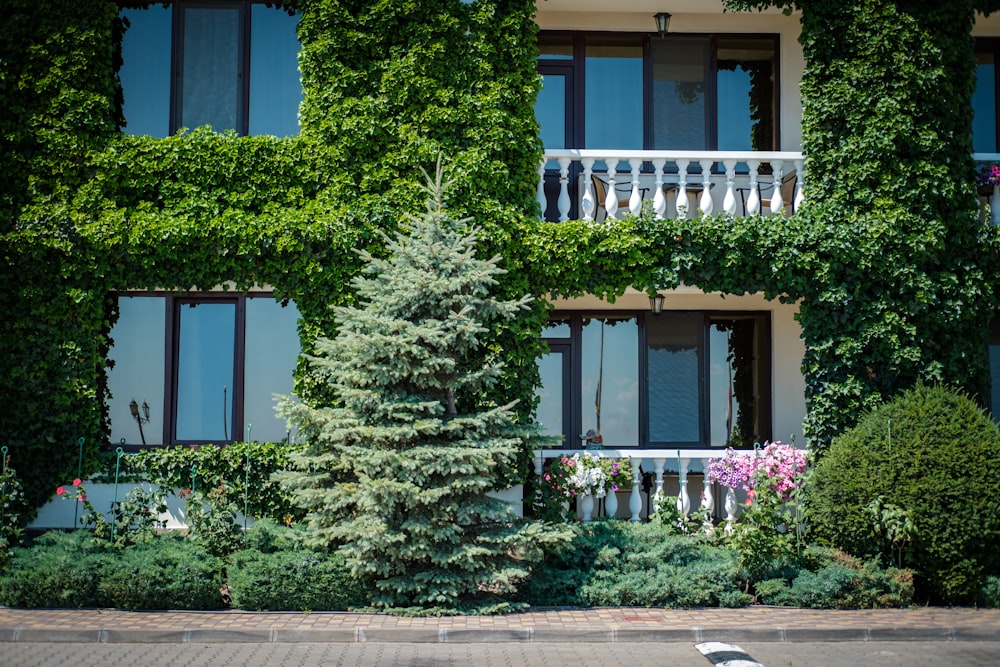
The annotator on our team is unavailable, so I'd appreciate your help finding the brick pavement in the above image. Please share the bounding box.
[1,606,999,644]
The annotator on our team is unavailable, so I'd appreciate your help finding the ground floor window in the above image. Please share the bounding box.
[535,311,771,449]
[107,292,300,447]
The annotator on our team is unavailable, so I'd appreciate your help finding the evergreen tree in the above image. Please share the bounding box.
[279,162,565,613]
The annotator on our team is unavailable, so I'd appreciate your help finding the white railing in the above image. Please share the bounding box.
[537,149,806,222]
[534,448,744,531]
[974,153,1000,226]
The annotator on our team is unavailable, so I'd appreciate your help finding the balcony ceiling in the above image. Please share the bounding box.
[534,0,784,13]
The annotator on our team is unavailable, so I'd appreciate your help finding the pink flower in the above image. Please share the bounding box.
[72,478,81,487]
[56,486,65,496]
[78,495,86,502]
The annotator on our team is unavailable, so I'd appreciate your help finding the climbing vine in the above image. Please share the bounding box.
[2,0,1000,521]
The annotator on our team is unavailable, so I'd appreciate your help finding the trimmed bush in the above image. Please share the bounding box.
[979,576,1000,608]
[95,536,223,610]
[0,531,107,608]
[518,521,751,608]
[806,385,1000,604]
[754,548,914,609]
[227,549,367,611]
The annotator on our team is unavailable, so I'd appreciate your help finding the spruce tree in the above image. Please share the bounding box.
[280,163,564,613]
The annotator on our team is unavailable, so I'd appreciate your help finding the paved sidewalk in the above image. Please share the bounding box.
[1,606,999,644]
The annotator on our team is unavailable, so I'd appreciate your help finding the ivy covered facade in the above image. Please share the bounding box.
[3,0,1000,521]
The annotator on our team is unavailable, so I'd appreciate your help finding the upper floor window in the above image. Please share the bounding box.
[118,1,302,137]
[535,311,772,449]
[536,32,779,153]
[975,39,1000,153]
[107,292,301,447]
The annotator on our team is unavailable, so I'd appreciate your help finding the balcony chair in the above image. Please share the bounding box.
[739,169,799,215]
[591,175,647,221]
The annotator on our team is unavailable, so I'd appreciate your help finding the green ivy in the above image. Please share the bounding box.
[4,0,1000,525]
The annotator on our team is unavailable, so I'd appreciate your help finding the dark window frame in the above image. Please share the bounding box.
[119,0,296,137]
[536,30,782,153]
[112,291,270,450]
[541,310,772,450]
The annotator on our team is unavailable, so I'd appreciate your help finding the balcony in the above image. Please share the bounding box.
[537,149,806,222]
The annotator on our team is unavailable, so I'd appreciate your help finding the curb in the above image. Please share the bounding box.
[1,624,996,644]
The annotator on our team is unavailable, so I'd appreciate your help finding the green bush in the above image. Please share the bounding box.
[0,531,223,610]
[518,521,751,608]
[754,548,914,609]
[0,531,108,607]
[227,549,367,611]
[979,575,1000,608]
[806,385,1000,604]
[95,536,223,610]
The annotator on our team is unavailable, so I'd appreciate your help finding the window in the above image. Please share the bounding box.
[535,311,771,449]
[975,39,999,153]
[536,32,779,153]
[108,293,300,447]
[118,1,302,137]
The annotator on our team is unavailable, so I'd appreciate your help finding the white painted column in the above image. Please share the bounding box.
[699,159,714,215]
[629,457,643,522]
[723,159,738,215]
[675,159,691,219]
[629,158,643,216]
[581,158,596,222]
[677,457,691,518]
[652,458,666,514]
[557,157,572,222]
[652,159,667,220]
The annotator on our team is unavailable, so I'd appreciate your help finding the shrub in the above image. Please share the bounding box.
[0,531,108,607]
[227,549,367,611]
[979,575,1000,608]
[806,385,1000,604]
[95,536,223,610]
[754,547,914,609]
[518,521,751,608]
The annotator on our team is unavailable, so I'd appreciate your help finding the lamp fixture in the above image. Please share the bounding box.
[649,293,665,314]
[129,398,151,445]
[654,12,671,38]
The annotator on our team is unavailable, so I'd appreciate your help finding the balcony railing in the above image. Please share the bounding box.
[537,149,806,222]
[975,153,1000,226]
[534,448,746,529]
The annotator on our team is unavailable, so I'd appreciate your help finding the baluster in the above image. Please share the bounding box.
[536,160,547,220]
[534,451,544,478]
[794,158,805,211]
[629,158,643,216]
[723,160,737,215]
[605,464,619,520]
[677,458,691,518]
[605,158,620,221]
[652,458,666,514]
[629,457,643,522]
[746,159,761,215]
[770,160,785,214]
[724,487,738,534]
[557,157,572,222]
[652,158,667,220]
[699,159,714,215]
[991,185,1000,226]
[701,474,715,533]
[581,158,596,222]
[676,159,691,219]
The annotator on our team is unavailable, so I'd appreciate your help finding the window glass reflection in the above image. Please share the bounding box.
[176,301,236,441]
[180,7,242,132]
[244,297,300,442]
[108,297,166,445]
[652,38,709,150]
[536,349,565,441]
[119,7,172,136]
[249,5,301,136]
[974,49,997,153]
[647,313,702,443]
[585,39,643,151]
[581,317,638,447]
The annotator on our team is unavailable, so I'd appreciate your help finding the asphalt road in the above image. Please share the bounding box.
[1,641,998,667]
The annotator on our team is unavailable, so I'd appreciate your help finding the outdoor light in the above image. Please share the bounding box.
[129,398,151,445]
[649,293,665,314]
[654,12,671,38]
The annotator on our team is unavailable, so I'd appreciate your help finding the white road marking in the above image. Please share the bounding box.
[696,641,766,667]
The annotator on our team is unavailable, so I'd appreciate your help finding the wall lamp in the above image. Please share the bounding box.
[654,12,672,38]
[649,293,665,314]
[129,398,150,445]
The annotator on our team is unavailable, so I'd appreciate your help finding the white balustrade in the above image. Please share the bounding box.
[537,150,806,222]
[535,448,751,528]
